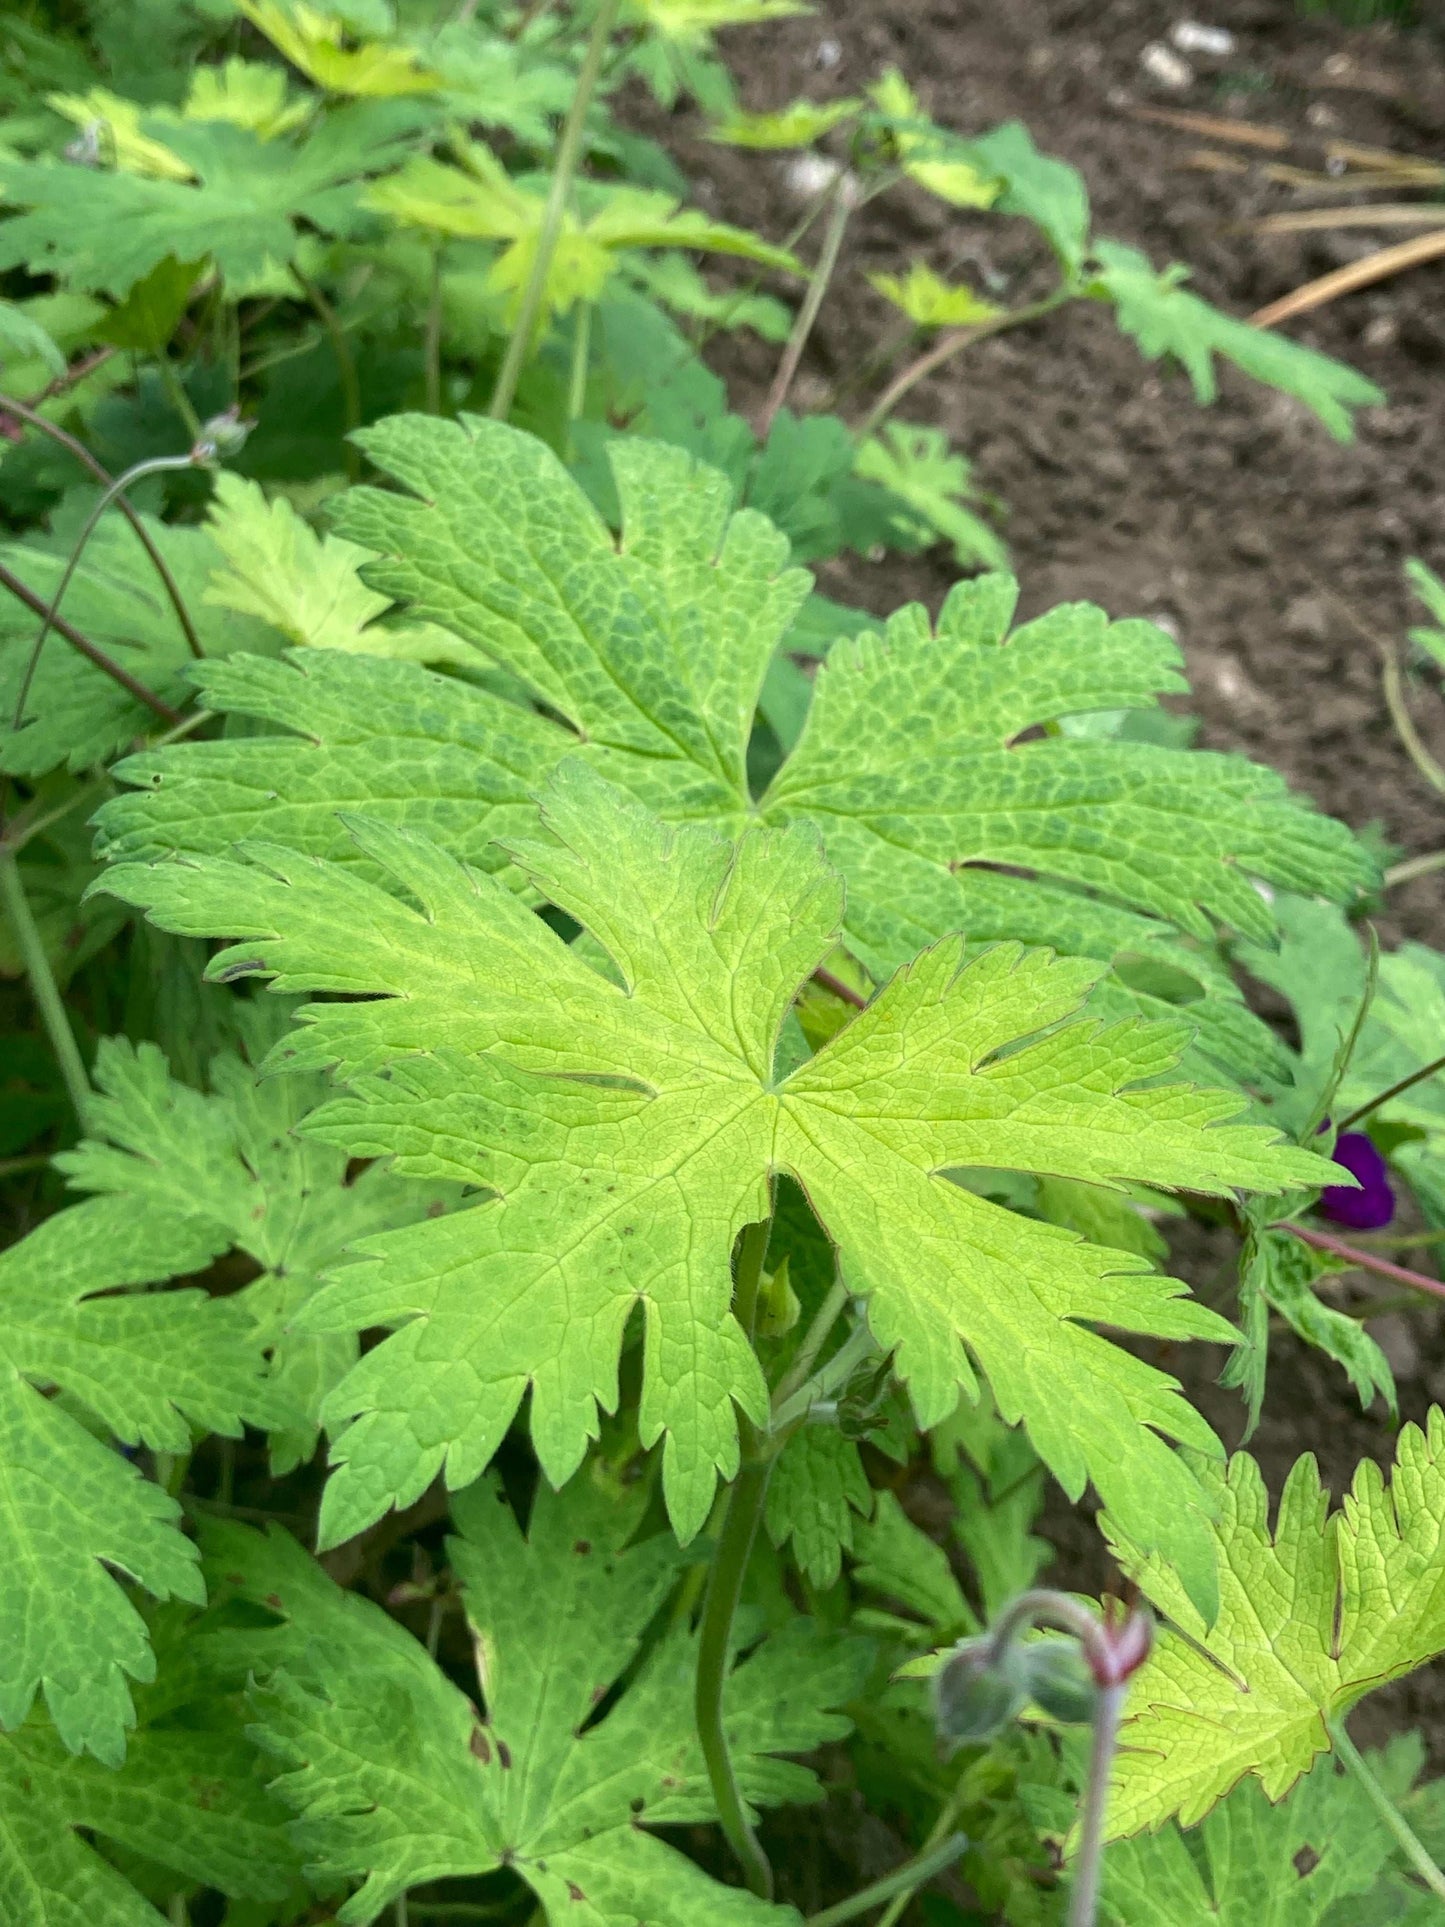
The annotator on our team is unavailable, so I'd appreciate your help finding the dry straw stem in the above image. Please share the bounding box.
[1250,230,1445,327]
[1128,103,1445,183]
[1248,205,1445,235]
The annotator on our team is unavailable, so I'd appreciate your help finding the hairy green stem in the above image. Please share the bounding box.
[1351,1226,1445,1251]
[1273,1221,1445,1304]
[960,1590,1147,1926]
[10,453,199,731]
[855,290,1071,444]
[1,779,105,858]
[291,263,362,477]
[1330,1716,1445,1900]
[1069,1682,1124,1927]
[770,1319,875,1433]
[809,1832,969,1927]
[156,357,204,442]
[0,391,203,658]
[874,1792,967,1927]
[425,242,445,415]
[1336,1050,1445,1132]
[694,1452,774,1899]
[812,964,868,1010]
[0,561,180,725]
[488,0,621,421]
[732,1212,772,1343]
[693,1207,777,1899]
[0,849,90,1124]
[0,1154,51,1178]
[773,1278,850,1407]
[758,182,853,440]
[565,300,593,450]
[1301,925,1377,1144]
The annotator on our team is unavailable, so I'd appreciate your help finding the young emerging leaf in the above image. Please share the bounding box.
[765,1425,873,1588]
[95,417,1373,1084]
[366,139,799,324]
[869,262,1003,330]
[1089,239,1384,442]
[1104,1411,1445,1837]
[0,103,424,297]
[237,0,442,98]
[710,97,864,150]
[0,1196,275,1761]
[203,471,487,665]
[213,1468,867,1925]
[107,765,1326,1593]
[853,422,1008,570]
[868,71,1001,210]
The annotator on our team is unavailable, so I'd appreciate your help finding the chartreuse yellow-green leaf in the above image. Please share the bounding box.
[106,764,1326,1595]
[95,417,1374,1088]
[1103,1409,1445,1839]
[203,471,485,666]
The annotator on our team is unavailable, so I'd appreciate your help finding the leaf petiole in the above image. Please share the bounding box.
[1272,1221,1445,1305]
[758,178,854,440]
[10,452,204,736]
[488,0,622,421]
[855,288,1072,444]
[694,1451,775,1898]
[693,1206,779,1899]
[1330,1714,1445,1901]
[0,847,90,1124]
[0,560,180,725]
[808,1830,969,1927]
[0,391,203,659]
[291,263,362,478]
[1335,1048,1445,1133]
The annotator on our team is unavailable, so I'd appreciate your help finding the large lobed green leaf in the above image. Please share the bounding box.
[1105,1411,1445,1838]
[106,763,1329,1597]
[0,102,425,297]
[209,1465,865,1925]
[0,1195,270,1762]
[95,417,1374,1084]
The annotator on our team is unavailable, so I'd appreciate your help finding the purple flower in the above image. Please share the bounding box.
[1320,1131,1395,1231]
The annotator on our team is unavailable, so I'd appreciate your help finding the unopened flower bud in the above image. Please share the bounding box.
[932,1636,1029,1752]
[1021,1636,1099,1724]
[1089,1608,1153,1687]
[193,406,253,462]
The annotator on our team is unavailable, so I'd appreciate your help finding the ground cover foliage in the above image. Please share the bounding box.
[2,1,1445,1921]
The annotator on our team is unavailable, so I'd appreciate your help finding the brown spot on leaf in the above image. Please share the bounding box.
[470,1728,492,1764]
[567,1883,586,1903]
[264,1592,284,1610]
[1294,1845,1320,1877]
[573,1540,591,1556]
[497,1739,512,1769]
